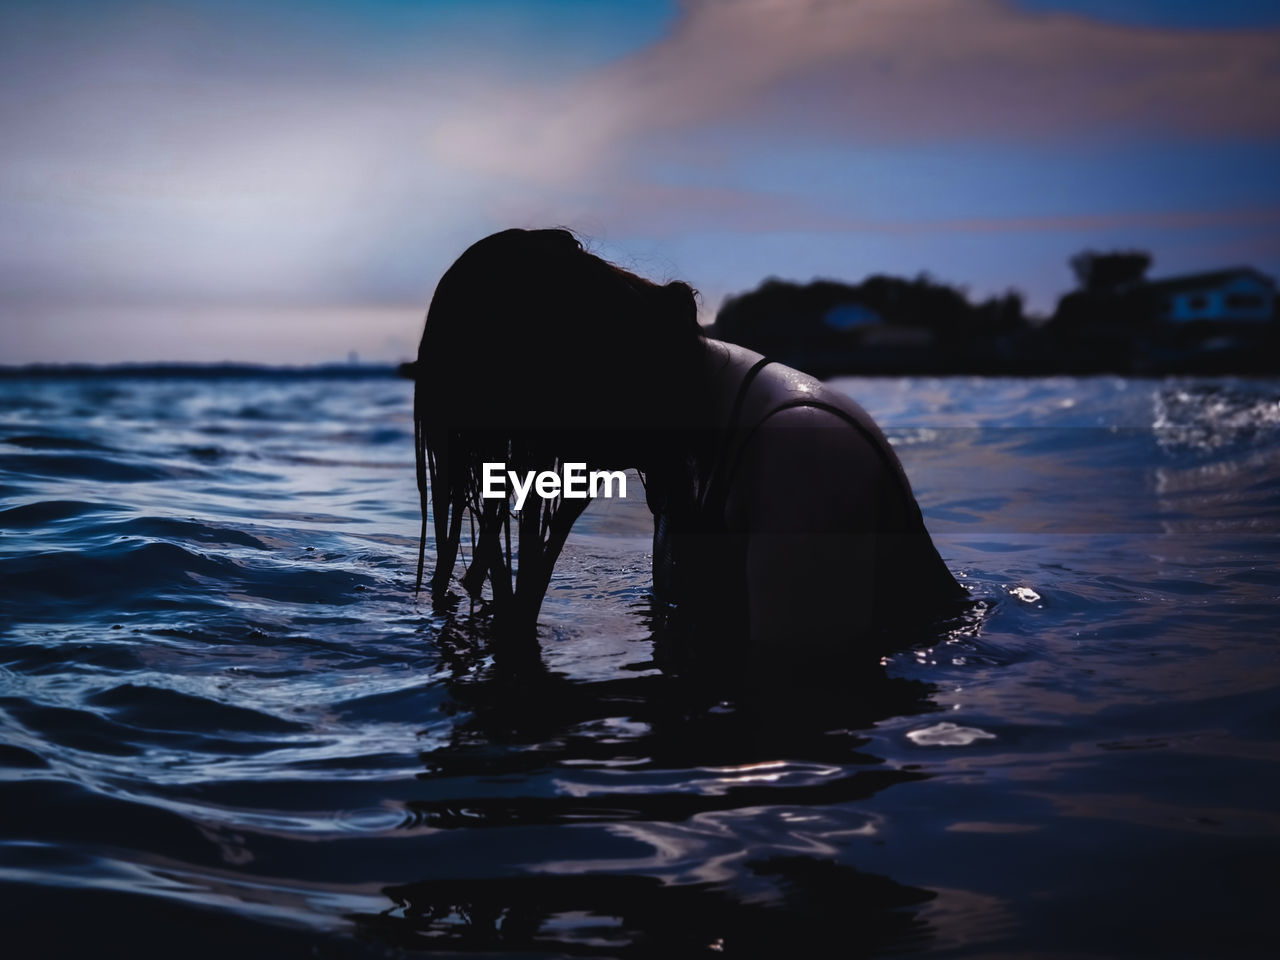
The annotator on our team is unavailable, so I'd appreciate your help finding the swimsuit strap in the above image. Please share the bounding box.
[696,356,773,512]
[725,357,775,433]
[704,396,922,532]
[736,399,903,485]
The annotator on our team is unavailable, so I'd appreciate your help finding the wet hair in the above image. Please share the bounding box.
[414,228,702,635]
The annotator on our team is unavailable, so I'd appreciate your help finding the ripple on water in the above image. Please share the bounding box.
[87,684,308,735]
[0,499,116,527]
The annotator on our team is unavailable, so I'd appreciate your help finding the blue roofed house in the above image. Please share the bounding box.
[1146,267,1276,324]
[822,302,933,347]
[822,302,883,332]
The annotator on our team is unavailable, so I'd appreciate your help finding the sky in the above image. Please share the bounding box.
[2,0,1279,364]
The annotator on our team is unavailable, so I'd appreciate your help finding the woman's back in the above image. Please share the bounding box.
[651,340,966,670]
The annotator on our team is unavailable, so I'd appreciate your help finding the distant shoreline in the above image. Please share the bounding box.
[0,362,402,380]
[3,359,1278,381]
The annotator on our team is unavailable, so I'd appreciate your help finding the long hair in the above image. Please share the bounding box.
[414,228,702,637]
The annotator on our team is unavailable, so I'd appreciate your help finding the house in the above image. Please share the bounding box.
[822,302,882,331]
[821,302,934,347]
[1145,267,1276,324]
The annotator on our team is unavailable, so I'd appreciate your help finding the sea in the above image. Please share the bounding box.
[1,369,1278,958]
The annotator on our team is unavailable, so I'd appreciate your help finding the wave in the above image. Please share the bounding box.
[0,499,115,527]
[0,536,377,618]
[1154,381,1280,453]
[0,453,191,483]
[2,433,114,451]
[87,684,307,735]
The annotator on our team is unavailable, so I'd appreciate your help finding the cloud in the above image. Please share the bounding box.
[0,2,532,309]
[433,0,1280,186]
[3,0,1278,361]
[520,177,1280,239]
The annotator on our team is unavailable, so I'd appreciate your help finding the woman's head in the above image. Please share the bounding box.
[413,228,703,632]
[416,228,701,433]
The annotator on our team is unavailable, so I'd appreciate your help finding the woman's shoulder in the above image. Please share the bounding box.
[699,342,899,522]
[704,339,885,445]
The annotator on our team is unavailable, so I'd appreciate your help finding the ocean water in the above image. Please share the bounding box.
[2,371,1279,958]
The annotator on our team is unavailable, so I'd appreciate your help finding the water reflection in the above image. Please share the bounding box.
[357,856,937,956]
[336,599,954,955]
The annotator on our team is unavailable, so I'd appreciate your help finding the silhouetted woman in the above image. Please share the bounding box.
[414,228,965,688]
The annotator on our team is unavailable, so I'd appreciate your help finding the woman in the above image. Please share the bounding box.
[414,228,965,685]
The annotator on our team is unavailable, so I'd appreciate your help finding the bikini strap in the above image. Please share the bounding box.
[704,397,922,532]
[724,357,774,433]
[696,356,773,511]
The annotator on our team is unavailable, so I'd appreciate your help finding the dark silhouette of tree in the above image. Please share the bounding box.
[1069,250,1152,293]
[712,273,1029,374]
[1044,249,1160,372]
[707,249,1278,375]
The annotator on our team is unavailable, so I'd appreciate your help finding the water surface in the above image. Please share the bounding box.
[2,372,1278,957]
